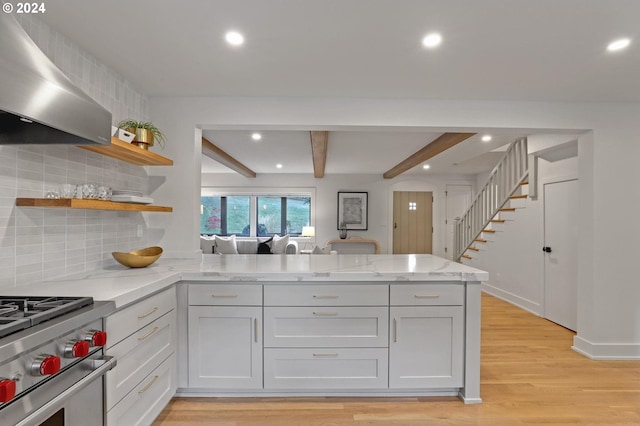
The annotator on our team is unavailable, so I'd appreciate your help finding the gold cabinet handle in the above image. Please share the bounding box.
[254,318,258,343]
[393,318,397,343]
[313,353,338,357]
[137,326,159,341]
[312,311,338,316]
[211,294,238,298]
[414,294,440,299]
[313,295,339,299]
[138,306,158,319]
[138,375,159,394]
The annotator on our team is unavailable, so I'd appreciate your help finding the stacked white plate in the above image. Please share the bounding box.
[111,189,154,204]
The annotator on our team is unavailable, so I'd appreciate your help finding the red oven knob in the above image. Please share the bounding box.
[0,379,16,403]
[64,339,90,358]
[31,355,61,376]
[85,330,107,347]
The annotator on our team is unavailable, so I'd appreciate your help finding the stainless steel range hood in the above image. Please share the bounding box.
[0,14,111,146]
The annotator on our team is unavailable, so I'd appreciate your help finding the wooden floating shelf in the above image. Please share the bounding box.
[16,198,172,212]
[79,137,173,166]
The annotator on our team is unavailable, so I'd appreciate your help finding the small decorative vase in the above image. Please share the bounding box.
[339,223,347,239]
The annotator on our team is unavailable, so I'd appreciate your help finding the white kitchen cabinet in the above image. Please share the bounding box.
[106,353,177,426]
[263,283,389,391]
[389,284,464,389]
[264,306,388,348]
[105,287,177,425]
[264,348,388,389]
[187,284,263,389]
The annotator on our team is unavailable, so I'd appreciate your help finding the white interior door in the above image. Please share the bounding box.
[445,185,472,260]
[543,178,578,331]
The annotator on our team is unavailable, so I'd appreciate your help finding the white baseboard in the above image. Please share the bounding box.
[480,283,542,316]
[572,335,640,360]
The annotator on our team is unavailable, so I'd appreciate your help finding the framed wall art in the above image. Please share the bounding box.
[337,191,368,230]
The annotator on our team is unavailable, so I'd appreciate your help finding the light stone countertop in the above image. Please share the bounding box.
[0,254,488,309]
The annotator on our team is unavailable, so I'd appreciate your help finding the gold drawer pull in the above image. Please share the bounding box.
[313,295,339,299]
[254,318,258,343]
[138,306,158,319]
[211,293,238,298]
[138,375,159,394]
[414,294,441,299]
[313,353,338,357]
[138,326,159,341]
[312,311,338,316]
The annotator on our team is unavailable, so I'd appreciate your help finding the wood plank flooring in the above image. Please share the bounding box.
[153,293,640,425]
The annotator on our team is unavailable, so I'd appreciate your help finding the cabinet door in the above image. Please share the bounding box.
[389,306,463,389]
[188,306,262,389]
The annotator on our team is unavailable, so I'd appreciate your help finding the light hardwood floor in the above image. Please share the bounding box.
[153,293,640,425]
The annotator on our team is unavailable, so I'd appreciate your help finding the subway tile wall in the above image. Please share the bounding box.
[0,16,152,288]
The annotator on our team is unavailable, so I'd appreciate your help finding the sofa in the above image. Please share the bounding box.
[200,235,298,255]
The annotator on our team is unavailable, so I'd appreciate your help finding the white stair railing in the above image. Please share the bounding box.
[454,137,528,261]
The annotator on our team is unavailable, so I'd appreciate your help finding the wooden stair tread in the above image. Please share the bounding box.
[509,194,527,199]
[468,246,479,251]
[474,238,487,243]
[491,219,506,223]
[499,207,516,212]
[461,254,472,259]
[520,180,529,185]
[483,229,496,233]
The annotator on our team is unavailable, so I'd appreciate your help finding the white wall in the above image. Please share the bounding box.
[0,17,152,288]
[201,172,476,255]
[149,96,640,359]
[471,155,578,315]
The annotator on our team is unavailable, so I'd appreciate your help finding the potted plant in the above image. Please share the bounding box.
[117,119,166,150]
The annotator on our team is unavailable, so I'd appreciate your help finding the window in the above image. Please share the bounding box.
[201,196,250,235]
[201,192,312,237]
[257,196,311,236]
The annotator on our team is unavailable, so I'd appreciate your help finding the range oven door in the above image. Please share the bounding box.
[8,356,116,426]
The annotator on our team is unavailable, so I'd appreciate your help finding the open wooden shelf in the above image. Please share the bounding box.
[79,137,173,166]
[16,198,172,212]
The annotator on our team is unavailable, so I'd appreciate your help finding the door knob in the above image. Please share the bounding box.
[542,246,552,253]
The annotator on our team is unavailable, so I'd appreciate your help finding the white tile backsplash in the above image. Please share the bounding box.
[0,17,154,288]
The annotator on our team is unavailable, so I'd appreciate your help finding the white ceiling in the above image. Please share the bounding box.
[38,0,637,175]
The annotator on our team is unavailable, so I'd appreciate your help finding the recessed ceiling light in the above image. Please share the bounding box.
[607,38,631,52]
[422,33,442,48]
[225,31,245,46]
[422,164,430,170]
[251,132,262,141]
[276,164,283,169]
[482,135,492,142]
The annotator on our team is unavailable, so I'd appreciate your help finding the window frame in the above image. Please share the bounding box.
[201,187,315,238]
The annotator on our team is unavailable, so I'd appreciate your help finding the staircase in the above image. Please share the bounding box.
[454,137,529,262]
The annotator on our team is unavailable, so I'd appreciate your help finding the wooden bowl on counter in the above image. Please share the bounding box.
[112,246,163,268]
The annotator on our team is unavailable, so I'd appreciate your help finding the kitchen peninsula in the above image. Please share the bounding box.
[2,254,487,424]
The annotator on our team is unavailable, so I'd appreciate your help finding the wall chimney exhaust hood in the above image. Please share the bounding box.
[0,14,111,146]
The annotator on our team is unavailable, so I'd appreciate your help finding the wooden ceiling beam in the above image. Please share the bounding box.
[310,131,328,178]
[202,137,256,178]
[383,132,476,179]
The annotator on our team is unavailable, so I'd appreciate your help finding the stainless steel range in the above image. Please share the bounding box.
[0,295,115,426]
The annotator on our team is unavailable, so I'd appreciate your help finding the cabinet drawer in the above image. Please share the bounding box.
[189,284,262,306]
[264,284,388,306]
[106,310,175,410]
[106,287,176,348]
[390,284,464,306]
[264,348,388,389]
[107,353,176,426]
[264,306,388,347]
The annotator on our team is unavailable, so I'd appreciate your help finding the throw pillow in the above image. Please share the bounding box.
[270,234,290,254]
[311,245,325,254]
[213,235,238,254]
[257,236,273,254]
